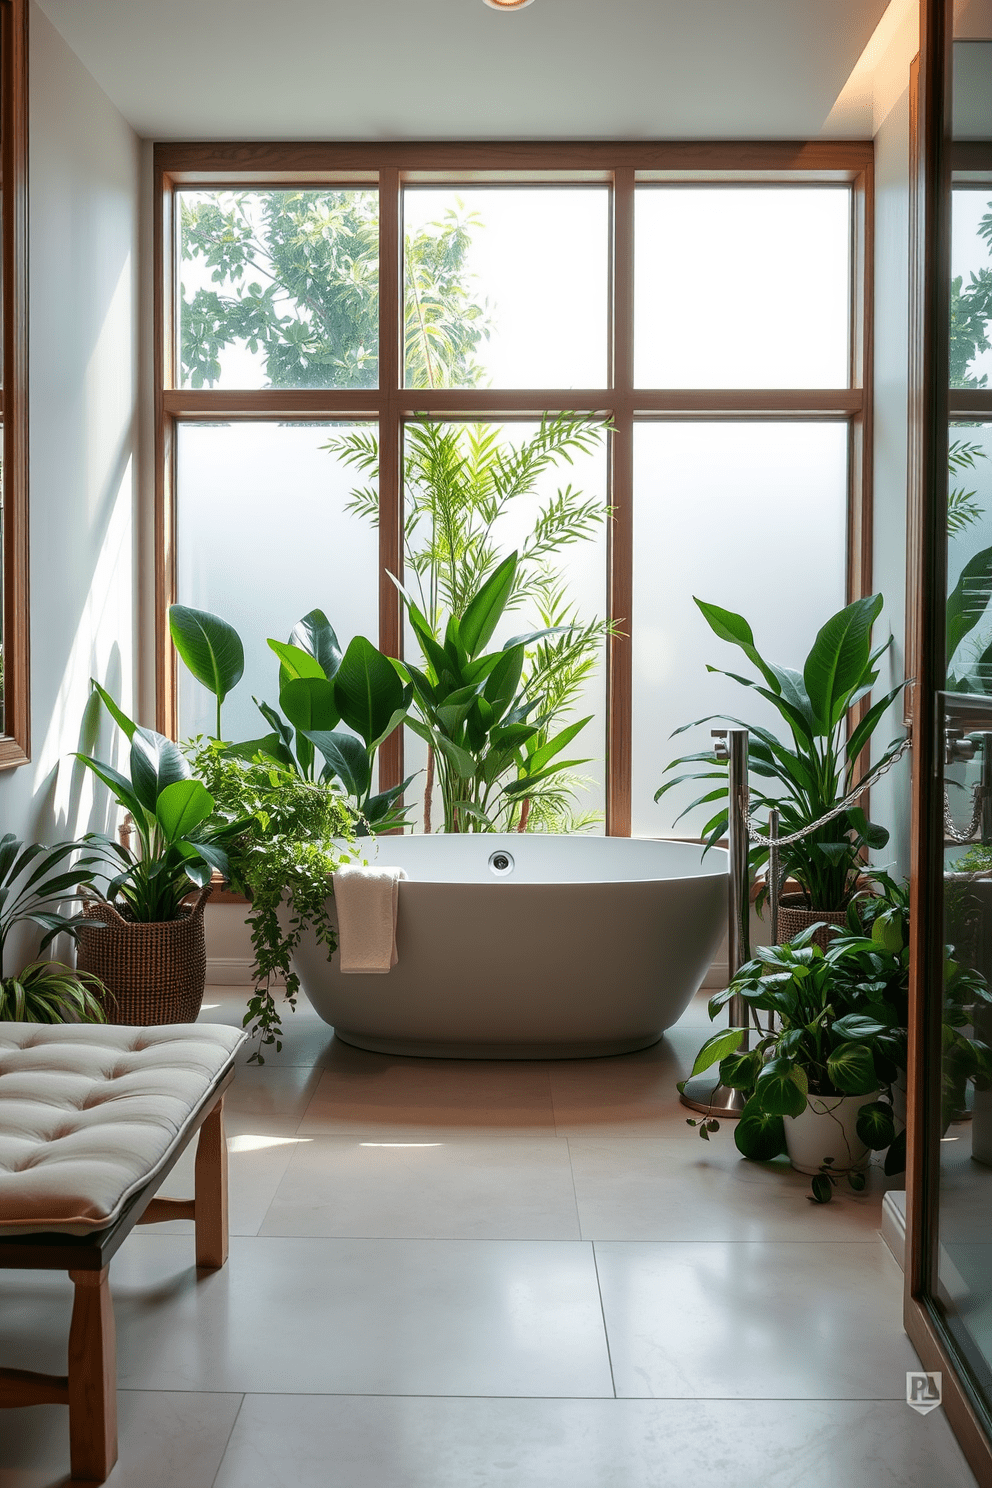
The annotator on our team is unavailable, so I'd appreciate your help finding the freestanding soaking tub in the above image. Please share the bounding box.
[293,835,728,1059]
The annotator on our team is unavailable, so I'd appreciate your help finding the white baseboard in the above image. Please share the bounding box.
[206,958,284,987]
[881,1190,907,1268]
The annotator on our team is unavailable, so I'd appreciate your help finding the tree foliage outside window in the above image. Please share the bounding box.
[180,189,491,390]
[950,199,992,390]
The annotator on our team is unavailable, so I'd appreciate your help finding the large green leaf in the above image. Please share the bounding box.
[130,728,191,813]
[73,754,143,820]
[169,605,244,704]
[334,636,411,748]
[684,1027,747,1078]
[459,552,519,659]
[694,598,782,693]
[156,779,216,842]
[825,1041,877,1095]
[280,677,341,733]
[266,639,327,681]
[290,609,342,679]
[802,594,883,730]
[734,1097,787,1160]
[91,681,138,740]
[855,1100,896,1151]
[754,1056,808,1117]
[947,545,992,665]
[305,730,371,800]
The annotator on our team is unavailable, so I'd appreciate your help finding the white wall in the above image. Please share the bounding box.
[0,7,140,946]
[870,54,915,874]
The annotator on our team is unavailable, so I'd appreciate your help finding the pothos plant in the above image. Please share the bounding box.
[188,741,358,1060]
[681,923,909,1203]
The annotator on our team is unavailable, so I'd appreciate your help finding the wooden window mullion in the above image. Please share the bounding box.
[377,168,404,795]
[607,168,635,836]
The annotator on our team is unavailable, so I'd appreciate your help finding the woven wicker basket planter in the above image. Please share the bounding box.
[778,894,850,952]
[75,887,212,1025]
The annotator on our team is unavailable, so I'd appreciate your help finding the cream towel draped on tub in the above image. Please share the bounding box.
[332,864,408,973]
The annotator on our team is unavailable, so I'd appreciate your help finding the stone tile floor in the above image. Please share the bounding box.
[0,987,977,1487]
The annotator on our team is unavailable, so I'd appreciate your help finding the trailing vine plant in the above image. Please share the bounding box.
[189,740,358,1060]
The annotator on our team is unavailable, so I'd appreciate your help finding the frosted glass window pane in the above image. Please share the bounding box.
[951,188,992,388]
[398,421,608,833]
[631,422,848,839]
[947,423,992,691]
[403,189,608,390]
[634,188,851,388]
[176,423,380,745]
[178,190,379,390]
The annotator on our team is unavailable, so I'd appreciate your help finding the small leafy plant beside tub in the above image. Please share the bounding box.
[0,833,107,1023]
[680,922,910,1203]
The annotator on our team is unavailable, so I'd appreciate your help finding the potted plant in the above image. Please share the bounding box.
[330,414,613,833]
[186,741,358,1058]
[72,684,243,1024]
[395,551,594,832]
[681,923,909,1202]
[171,603,413,834]
[0,832,106,1023]
[656,593,908,943]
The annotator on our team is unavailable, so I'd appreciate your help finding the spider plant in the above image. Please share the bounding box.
[0,832,106,1022]
[655,594,907,911]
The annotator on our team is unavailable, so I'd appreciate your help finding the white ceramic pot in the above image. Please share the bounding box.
[784,1091,879,1175]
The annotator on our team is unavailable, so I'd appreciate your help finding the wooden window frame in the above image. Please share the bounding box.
[154,140,874,834]
[0,0,29,770]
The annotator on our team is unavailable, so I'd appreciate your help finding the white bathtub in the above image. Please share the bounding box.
[292,834,728,1059]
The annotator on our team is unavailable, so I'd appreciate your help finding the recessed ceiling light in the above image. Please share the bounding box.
[483,0,535,10]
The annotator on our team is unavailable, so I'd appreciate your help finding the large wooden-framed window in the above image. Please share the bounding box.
[154,141,873,835]
[0,0,29,769]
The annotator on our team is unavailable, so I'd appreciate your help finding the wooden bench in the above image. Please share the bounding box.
[0,1023,244,1483]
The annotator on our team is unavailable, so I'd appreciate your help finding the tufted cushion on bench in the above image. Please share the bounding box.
[0,1022,243,1236]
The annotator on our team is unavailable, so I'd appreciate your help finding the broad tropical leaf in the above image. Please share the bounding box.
[170,605,244,703]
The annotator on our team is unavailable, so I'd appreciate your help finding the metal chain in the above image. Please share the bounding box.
[943,784,984,845]
[741,736,913,849]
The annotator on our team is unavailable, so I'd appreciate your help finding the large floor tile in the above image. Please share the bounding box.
[101,1234,613,1397]
[211,1394,977,1488]
[0,1390,243,1488]
[297,1053,556,1138]
[142,1131,310,1238]
[547,1036,705,1138]
[568,1136,898,1241]
[258,1136,581,1240]
[595,1239,920,1399]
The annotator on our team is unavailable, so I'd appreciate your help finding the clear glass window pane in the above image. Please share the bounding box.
[951,186,992,389]
[634,188,851,389]
[403,189,609,390]
[631,421,849,838]
[175,422,380,744]
[947,422,992,691]
[178,189,379,390]
[392,419,609,832]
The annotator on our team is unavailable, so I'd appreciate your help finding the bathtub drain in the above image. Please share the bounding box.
[488,851,515,877]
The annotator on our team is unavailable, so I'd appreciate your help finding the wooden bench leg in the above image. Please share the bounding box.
[194,1094,228,1269]
[67,1266,117,1483]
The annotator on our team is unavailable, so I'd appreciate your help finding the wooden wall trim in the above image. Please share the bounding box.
[0,0,30,770]
[155,139,874,179]
[154,160,176,736]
